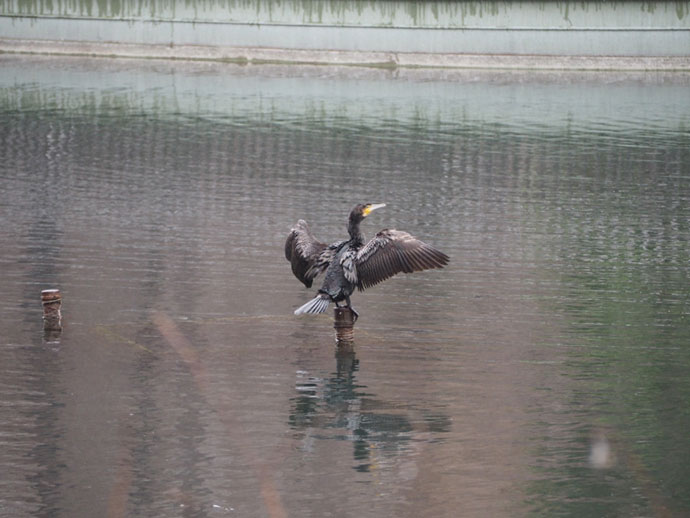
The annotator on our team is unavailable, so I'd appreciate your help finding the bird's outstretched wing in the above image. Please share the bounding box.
[285,220,341,288]
[355,229,449,291]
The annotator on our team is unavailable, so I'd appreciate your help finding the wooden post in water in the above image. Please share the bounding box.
[333,307,355,349]
[42,289,62,334]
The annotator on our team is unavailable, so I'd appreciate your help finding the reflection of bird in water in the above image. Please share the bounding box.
[285,203,449,319]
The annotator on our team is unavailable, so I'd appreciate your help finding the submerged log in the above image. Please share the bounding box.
[333,307,355,348]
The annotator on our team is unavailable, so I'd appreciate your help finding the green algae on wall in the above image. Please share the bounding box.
[1,0,689,28]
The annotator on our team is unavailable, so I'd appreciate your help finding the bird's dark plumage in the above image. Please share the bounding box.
[286,204,449,317]
[284,219,331,288]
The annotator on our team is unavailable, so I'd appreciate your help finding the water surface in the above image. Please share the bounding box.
[1,55,689,517]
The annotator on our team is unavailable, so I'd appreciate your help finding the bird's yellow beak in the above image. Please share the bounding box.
[363,203,386,216]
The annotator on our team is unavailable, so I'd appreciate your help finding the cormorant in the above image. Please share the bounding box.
[285,203,449,319]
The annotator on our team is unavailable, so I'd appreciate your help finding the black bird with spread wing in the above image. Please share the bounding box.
[285,203,449,319]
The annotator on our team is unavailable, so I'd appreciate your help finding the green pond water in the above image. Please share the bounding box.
[1,55,689,517]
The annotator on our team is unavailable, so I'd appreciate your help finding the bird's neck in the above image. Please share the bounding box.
[348,220,365,244]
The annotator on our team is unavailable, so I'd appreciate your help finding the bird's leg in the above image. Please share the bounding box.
[345,296,359,322]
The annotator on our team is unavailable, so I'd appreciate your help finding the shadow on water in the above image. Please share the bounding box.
[290,348,451,474]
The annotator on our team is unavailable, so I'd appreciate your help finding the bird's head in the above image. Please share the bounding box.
[350,203,386,223]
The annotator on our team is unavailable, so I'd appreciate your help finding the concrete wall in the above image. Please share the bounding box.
[1,1,689,68]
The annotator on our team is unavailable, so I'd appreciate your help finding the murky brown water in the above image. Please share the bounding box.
[1,55,689,517]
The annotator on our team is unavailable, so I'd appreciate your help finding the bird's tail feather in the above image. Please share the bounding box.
[294,294,331,315]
